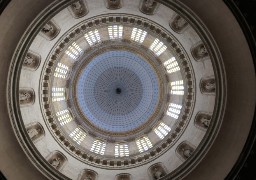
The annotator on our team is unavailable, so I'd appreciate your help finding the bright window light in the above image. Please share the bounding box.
[90,140,106,155]
[170,80,184,95]
[84,29,101,46]
[166,103,182,119]
[136,136,153,153]
[131,28,147,43]
[150,38,167,56]
[54,63,69,79]
[69,128,87,145]
[154,122,171,139]
[163,57,180,73]
[108,25,123,39]
[56,109,73,126]
[65,42,83,60]
[52,87,65,102]
[114,144,129,157]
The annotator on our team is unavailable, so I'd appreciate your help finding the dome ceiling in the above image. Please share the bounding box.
[7,0,227,179]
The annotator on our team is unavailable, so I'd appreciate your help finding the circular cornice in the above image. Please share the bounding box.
[39,13,195,168]
[6,0,226,179]
[71,44,164,138]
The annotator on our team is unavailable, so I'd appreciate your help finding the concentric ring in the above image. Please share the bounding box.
[76,50,160,132]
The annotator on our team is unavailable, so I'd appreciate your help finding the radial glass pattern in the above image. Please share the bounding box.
[76,50,159,132]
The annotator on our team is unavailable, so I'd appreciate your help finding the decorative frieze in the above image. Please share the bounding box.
[200,77,216,94]
[40,20,60,40]
[47,151,67,171]
[26,122,45,143]
[148,163,167,180]
[139,0,159,15]
[116,173,131,180]
[23,50,41,71]
[68,0,88,18]
[19,88,35,106]
[78,169,97,180]
[106,0,122,10]
[191,42,209,61]
[195,112,212,130]
[176,141,195,161]
[170,14,189,33]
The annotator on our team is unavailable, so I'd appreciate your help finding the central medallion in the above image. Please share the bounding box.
[94,67,143,115]
[76,50,160,133]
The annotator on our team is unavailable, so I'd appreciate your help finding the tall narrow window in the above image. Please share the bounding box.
[154,122,171,139]
[108,25,123,39]
[69,128,87,145]
[54,63,69,79]
[56,109,73,126]
[114,144,129,157]
[52,87,65,102]
[90,140,106,155]
[150,38,167,56]
[131,28,147,43]
[163,57,180,73]
[170,80,184,95]
[136,136,153,153]
[84,29,101,46]
[65,42,83,60]
[166,103,182,119]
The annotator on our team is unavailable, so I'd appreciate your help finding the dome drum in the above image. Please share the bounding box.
[6,0,228,179]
